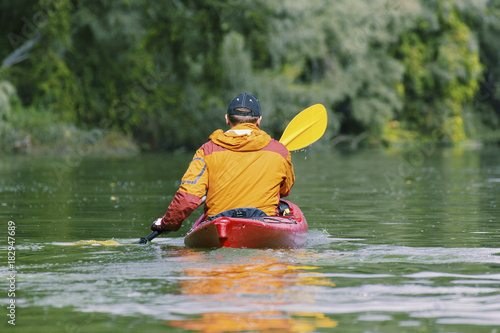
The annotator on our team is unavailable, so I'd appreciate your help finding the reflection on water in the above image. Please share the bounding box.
[169,311,337,333]
[169,252,337,331]
[179,262,334,296]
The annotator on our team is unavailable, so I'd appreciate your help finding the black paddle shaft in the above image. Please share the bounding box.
[138,231,160,244]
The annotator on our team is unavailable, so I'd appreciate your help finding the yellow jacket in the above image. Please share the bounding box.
[160,123,295,231]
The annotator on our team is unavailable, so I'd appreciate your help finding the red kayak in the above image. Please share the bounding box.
[184,200,308,249]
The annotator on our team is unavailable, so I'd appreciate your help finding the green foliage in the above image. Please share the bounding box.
[463,0,500,142]
[1,0,500,153]
[0,102,138,155]
[385,0,484,144]
[0,81,18,119]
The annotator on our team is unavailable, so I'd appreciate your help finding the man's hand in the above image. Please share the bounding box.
[151,218,165,232]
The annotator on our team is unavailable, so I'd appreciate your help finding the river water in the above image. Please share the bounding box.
[1,146,499,332]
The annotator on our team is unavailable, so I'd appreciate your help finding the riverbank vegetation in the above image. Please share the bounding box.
[1,0,500,154]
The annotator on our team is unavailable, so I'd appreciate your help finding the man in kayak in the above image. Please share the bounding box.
[151,93,295,233]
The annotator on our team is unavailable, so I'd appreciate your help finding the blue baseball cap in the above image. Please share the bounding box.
[227,93,261,117]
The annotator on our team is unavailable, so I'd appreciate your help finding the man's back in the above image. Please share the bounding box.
[201,123,294,216]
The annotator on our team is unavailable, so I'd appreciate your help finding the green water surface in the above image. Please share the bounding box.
[1,146,499,332]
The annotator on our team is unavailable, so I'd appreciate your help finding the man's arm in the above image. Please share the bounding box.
[157,149,208,231]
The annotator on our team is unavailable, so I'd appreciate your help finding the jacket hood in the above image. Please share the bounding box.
[209,123,271,151]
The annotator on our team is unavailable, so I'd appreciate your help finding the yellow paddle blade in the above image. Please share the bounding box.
[279,104,327,151]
